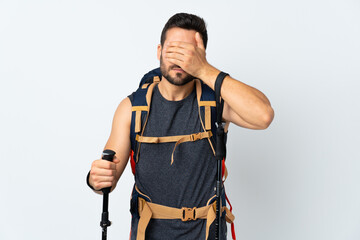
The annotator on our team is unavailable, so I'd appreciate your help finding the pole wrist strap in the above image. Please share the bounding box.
[86,170,96,190]
[214,71,229,124]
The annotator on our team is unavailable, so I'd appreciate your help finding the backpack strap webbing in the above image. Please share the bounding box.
[132,79,217,165]
[141,76,160,89]
[132,106,148,133]
[195,79,216,155]
[199,100,216,131]
[134,190,235,240]
[134,82,158,163]
[136,131,212,165]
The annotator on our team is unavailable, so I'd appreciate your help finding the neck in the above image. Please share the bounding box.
[158,77,195,101]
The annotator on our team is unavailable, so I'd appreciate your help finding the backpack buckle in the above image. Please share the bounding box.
[181,207,197,221]
[190,133,201,141]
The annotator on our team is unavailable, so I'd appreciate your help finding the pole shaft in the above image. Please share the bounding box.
[215,158,222,240]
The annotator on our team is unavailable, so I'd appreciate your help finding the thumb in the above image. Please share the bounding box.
[195,32,205,50]
[113,155,120,164]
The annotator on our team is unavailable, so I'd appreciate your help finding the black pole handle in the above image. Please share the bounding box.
[101,149,116,194]
[100,149,116,240]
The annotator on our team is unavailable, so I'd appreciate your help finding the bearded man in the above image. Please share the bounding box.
[87,13,274,240]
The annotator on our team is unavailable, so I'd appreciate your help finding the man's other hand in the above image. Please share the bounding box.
[89,156,121,191]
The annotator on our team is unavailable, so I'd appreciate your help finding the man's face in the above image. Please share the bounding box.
[158,27,198,86]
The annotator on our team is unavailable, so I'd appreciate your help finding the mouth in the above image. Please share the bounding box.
[172,65,185,73]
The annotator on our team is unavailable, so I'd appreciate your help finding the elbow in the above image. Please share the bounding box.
[258,106,275,129]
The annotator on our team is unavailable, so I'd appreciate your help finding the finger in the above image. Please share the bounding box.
[164,46,186,55]
[92,168,116,177]
[195,32,205,50]
[90,173,115,190]
[95,175,115,183]
[95,159,117,170]
[166,41,193,50]
[93,181,113,191]
[165,57,184,68]
[164,52,185,62]
[165,54,185,65]
[113,155,120,164]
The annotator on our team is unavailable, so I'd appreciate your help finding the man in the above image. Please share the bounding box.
[88,13,274,239]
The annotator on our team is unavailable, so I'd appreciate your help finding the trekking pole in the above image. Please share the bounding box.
[215,124,225,240]
[100,149,116,240]
[214,71,229,240]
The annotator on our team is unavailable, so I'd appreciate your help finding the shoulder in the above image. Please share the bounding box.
[113,97,132,126]
[118,97,132,112]
[104,97,132,154]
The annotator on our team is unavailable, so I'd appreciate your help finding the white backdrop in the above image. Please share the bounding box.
[1,0,359,239]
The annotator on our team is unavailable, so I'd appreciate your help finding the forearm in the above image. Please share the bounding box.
[199,65,274,128]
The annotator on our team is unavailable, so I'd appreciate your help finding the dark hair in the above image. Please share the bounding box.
[160,13,208,49]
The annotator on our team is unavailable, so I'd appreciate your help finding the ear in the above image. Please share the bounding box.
[157,44,162,60]
[195,32,205,50]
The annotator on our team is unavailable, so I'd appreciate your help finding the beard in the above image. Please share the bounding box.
[160,55,195,86]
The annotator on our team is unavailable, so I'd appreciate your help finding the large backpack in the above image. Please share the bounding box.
[128,68,236,240]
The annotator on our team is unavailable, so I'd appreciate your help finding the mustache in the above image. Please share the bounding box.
[170,65,181,70]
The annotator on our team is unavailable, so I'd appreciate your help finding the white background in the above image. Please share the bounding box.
[1,0,359,239]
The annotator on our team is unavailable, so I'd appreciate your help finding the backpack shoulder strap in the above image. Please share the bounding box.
[129,68,162,151]
[139,67,161,88]
[195,79,217,155]
[129,80,158,165]
[198,80,217,133]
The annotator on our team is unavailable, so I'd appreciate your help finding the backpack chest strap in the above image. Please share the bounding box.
[136,131,212,165]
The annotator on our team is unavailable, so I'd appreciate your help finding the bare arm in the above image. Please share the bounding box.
[89,97,132,194]
[198,67,274,129]
[163,33,274,129]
